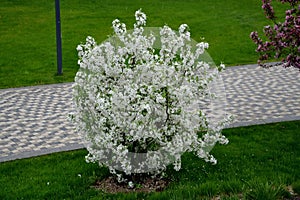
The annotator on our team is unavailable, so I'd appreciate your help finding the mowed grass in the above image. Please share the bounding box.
[0,0,290,88]
[0,121,299,199]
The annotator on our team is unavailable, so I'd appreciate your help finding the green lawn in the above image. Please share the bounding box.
[0,0,289,89]
[1,121,299,199]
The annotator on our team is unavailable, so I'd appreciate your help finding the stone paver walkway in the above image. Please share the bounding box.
[1,64,300,162]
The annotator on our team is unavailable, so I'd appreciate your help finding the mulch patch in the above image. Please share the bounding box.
[92,175,170,194]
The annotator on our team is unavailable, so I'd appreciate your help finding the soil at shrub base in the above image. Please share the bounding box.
[93,176,170,193]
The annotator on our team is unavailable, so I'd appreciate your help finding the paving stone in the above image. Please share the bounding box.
[0,65,300,162]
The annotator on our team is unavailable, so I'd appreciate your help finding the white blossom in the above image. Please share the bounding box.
[71,9,231,177]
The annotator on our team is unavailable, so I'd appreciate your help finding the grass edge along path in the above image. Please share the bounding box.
[0,120,299,199]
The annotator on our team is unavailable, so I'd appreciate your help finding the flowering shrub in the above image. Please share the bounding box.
[250,0,300,69]
[72,10,231,178]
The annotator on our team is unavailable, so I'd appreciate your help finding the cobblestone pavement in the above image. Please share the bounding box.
[1,64,299,162]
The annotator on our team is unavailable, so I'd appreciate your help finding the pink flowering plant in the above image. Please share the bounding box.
[72,10,231,181]
[250,0,300,69]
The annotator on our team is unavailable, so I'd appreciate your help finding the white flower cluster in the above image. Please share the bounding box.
[72,9,231,176]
